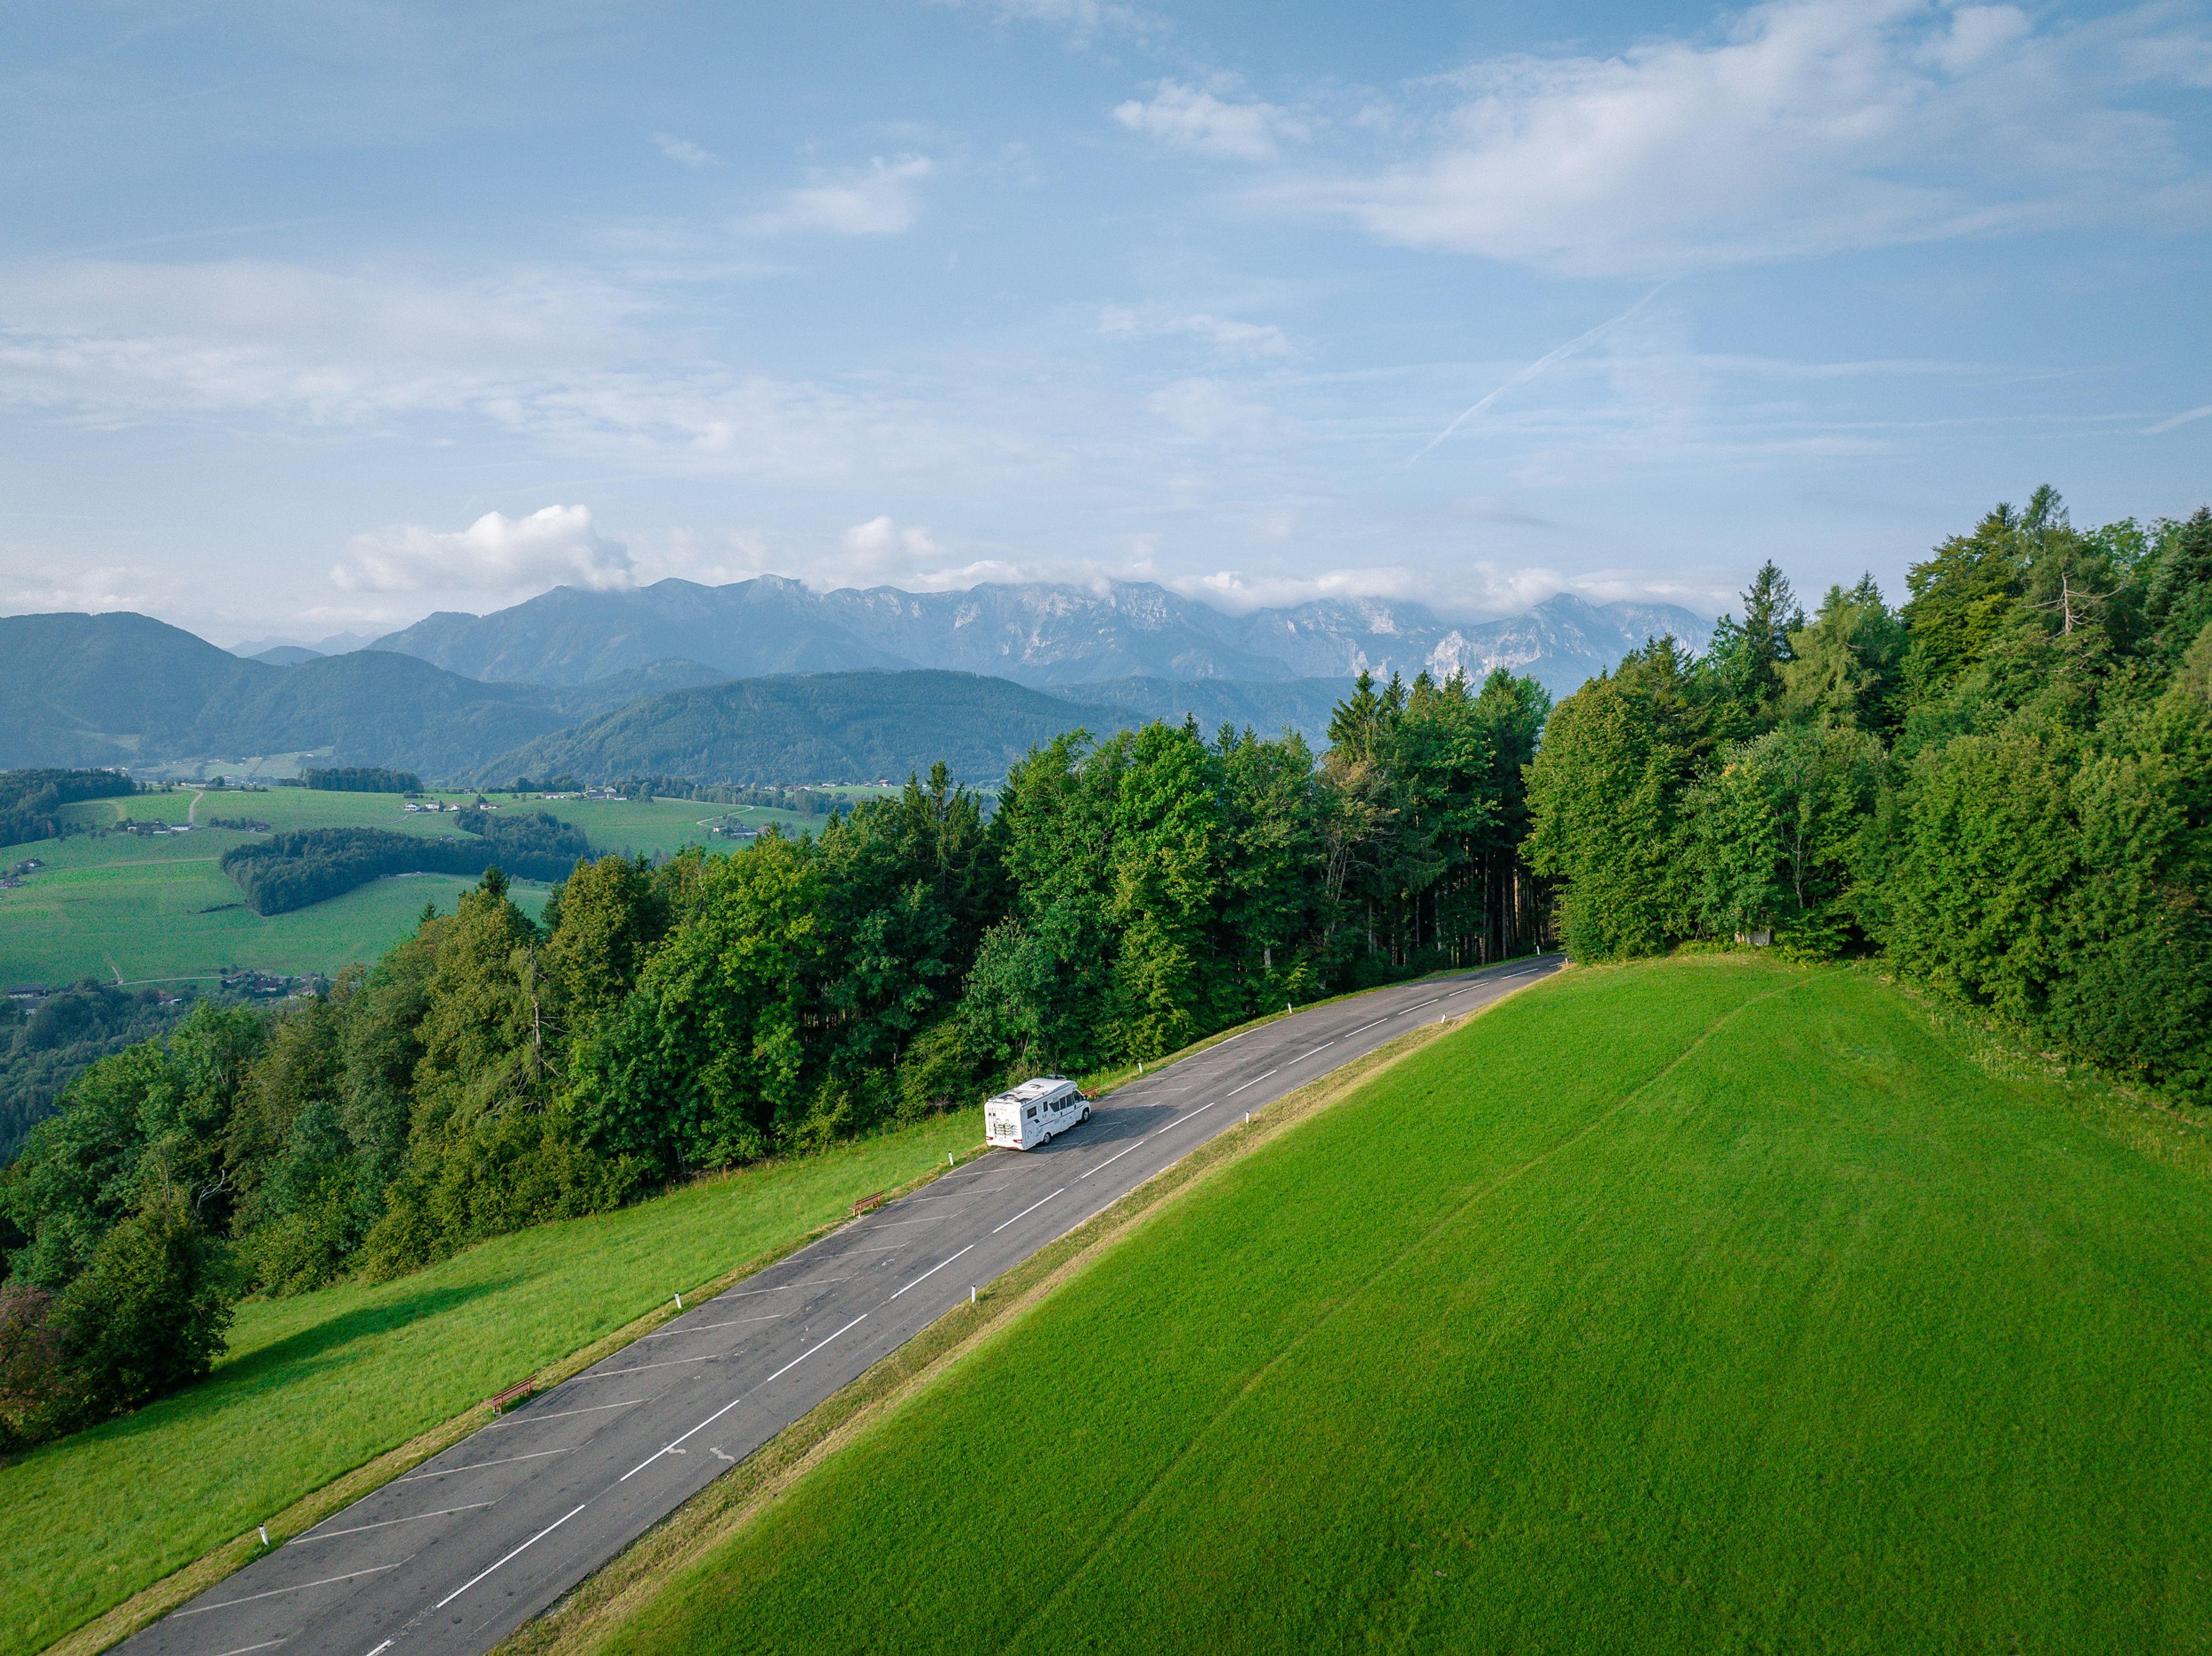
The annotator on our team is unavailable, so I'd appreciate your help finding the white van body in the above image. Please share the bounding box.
[984,1077,1089,1150]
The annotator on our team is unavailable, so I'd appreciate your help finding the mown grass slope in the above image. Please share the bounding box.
[604,959,2212,1655]
[0,1108,981,1656]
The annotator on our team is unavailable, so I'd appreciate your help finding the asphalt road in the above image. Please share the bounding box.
[121,954,1561,1656]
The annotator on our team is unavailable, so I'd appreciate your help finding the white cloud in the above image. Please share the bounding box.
[935,0,1159,45]
[1097,304,1291,357]
[333,505,635,593]
[842,514,944,566]
[1165,566,1426,611]
[0,256,1048,487]
[742,156,934,236]
[1146,376,1277,442]
[653,132,716,167]
[0,563,175,616]
[1113,80,1306,161]
[1309,0,2212,275]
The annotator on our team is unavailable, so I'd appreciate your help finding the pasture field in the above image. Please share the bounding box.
[603,958,2212,1656]
[0,1106,986,1656]
[0,786,858,987]
[0,823,551,987]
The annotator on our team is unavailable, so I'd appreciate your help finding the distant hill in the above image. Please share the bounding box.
[479,670,1139,787]
[369,579,1710,695]
[0,611,264,768]
[0,613,567,778]
[248,645,322,666]
[183,649,569,778]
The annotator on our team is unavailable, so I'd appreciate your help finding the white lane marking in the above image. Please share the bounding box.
[886,1244,974,1302]
[826,1244,906,1256]
[1287,1041,1337,1063]
[1343,1017,1389,1037]
[366,1642,393,1656]
[175,1564,405,1617]
[396,1447,569,1483]
[579,1352,725,1380]
[638,1314,783,1340]
[721,1275,853,1299]
[294,1502,497,1544]
[858,1217,944,1229]
[991,1188,1066,1234]
[487,1399,643,1425]
[1224,1068,1279,1099]
[433,1502,587,1609]
[213,1642,287,1656]
[620,1313,869,1482]
[1185,1102,1214,1118]
[1077,1140,1146,1180]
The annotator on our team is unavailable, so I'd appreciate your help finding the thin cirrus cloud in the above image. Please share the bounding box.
[652,132,716,167]
[1097,303,1291,357]
[1113,79,1306,161]
[1302,0,2212,275]
[0,256,1046,486]
[740,156,935,236]
[333,505,635,594]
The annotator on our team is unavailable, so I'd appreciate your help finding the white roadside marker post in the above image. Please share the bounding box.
[674,1292,683,1310]
[970,1286,976,1304]
[258,1525,269,1547]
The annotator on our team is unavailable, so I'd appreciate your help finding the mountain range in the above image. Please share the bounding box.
[1,581,1709,792]
[367,579,1707,699]
[0,613,1352,786]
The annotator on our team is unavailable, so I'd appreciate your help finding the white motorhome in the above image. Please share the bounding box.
[983,1077,1089,1150]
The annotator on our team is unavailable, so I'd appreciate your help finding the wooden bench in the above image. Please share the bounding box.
[851,1191,886,1215]
[486,1379,536,1413]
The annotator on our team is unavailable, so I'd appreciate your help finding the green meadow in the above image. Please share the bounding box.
[0,787,851,987]
[0,1107,983,1656]
[603,958,2212,1656]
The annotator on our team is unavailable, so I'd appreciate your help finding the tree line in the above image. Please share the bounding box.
[300,767,424,793]
[1526,490,2211,1104]
[219,814,592,914]
[0,769,135,848]
[0,670,1546,1443]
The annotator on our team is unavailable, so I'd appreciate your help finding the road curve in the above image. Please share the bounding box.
[119,954,1562,1656]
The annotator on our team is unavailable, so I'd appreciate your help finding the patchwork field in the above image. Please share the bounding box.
[598,959,2212,1655]
[0,787,870,987]
[0,1107,985,1656]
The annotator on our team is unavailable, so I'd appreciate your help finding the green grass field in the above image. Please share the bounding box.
[0,823,551,987]
[601,959,2212,1656]
[0,787,832,987]
[0,1106,984,1656]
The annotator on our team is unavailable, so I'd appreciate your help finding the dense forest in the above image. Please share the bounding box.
[0,986,190,1161]
[219,813,592,914]
[1,486,2205,1450]
[0,769,135,848]
[0,669,1546,1443]
[1526,490,2211,1103]
[301,767,423,793]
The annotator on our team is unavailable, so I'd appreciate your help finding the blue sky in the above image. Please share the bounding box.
[2,0,2208,644]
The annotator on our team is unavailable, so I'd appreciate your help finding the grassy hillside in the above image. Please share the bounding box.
[601,959,2212,1656]
[0,1108,984,1656]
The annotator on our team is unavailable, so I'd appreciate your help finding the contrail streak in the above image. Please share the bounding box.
[1408,284,1666,465]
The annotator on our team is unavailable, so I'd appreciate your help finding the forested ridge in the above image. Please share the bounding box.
[1,486,2205,1452]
